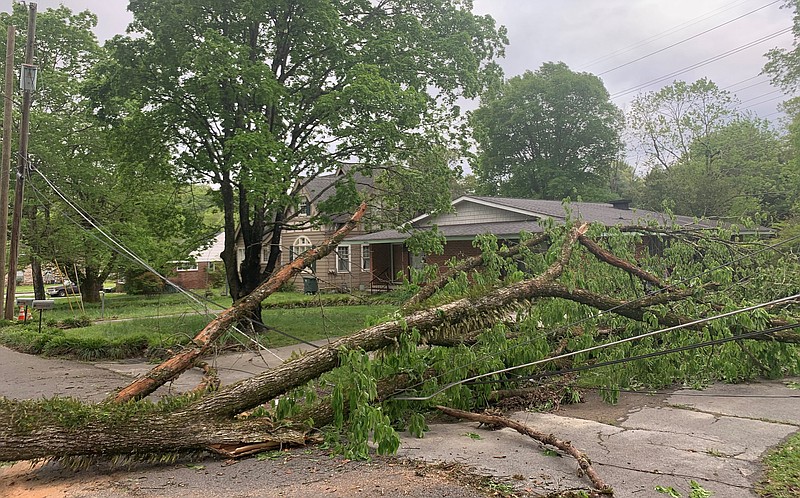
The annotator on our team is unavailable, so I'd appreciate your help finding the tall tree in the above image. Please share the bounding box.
[94,0,507,314]
[637,118,788,221]
[627,78,740,172]
[764,0,800,91]
[0,5,207,302]
[471,62,623,201]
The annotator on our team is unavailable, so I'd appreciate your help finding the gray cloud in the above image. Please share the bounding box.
[17,0,796,119]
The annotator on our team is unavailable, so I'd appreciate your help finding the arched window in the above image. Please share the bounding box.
[290,236,315,273]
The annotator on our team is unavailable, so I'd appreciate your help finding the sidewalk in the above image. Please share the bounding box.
[397,380,800,496]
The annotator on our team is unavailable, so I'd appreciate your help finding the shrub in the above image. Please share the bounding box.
[124,270,164,295]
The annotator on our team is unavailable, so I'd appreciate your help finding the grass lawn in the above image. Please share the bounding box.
[0,289,398,360]
[757,382,800,498]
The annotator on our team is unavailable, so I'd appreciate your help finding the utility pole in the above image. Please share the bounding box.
[0,25,15,315]
[4,4,36,320]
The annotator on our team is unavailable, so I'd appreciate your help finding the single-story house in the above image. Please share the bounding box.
[169,233,225,291]
[347,196,771,291]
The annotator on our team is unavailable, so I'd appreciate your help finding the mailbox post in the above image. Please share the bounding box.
[16,297,34,321]
[32,299,54,333]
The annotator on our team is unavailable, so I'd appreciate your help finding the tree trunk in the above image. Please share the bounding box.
[30,257,44,300]
[80,266,103,303]
[220,175,242,301]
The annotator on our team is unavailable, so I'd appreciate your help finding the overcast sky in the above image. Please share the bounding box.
[6,0,796,122]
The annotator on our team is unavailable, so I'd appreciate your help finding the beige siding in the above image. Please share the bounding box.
[432,201,530,226]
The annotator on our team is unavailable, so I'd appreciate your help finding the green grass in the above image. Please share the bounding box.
[258,305,396,348]
[19,290,387,322]
[38,292,231,322]
[758,431,800,497]
[0,296,397,360]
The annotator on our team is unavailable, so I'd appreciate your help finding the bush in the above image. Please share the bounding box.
[207,264,226,288]
[124,270,164,295]
[59,316,93,329]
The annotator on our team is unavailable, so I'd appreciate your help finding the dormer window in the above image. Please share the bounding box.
[298,197,311,216]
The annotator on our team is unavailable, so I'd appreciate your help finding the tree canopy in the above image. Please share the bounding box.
[471,62,623,201]
[637,117,791,222]
[0,5,208,302]
[94,0,508,304]
[627,78,740,172]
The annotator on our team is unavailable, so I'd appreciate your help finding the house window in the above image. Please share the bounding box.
[207,262,217,272]
[291,236,315,273]
[336,245,350,273]
[298,197,311,216]
[237,247,245,264]
[177,261,198,272]
[361,244,370,272]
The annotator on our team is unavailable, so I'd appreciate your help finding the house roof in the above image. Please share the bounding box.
[191,232,225,263]
[302,165,375,223]
[347,196,771,244]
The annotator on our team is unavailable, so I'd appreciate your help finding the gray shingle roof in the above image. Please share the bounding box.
[347,196,767,244]
[466,197,719,229]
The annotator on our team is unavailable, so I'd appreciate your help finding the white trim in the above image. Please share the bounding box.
[408,195,549,225]
[453,196,549,219]
[176,261,198,272]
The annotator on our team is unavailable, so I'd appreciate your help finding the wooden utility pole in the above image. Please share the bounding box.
[4,4,36,320]
[0,25,15,315]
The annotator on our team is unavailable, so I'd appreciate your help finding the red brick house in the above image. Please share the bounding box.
[169,233,225,291]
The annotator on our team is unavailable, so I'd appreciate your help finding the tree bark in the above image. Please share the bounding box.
[578,234,665,288]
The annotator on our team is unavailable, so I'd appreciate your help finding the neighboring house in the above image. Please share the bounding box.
[170,233,225,291]
[234,167,375,293]
[348,196,770,291]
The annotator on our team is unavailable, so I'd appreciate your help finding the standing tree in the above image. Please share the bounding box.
[0,5,209,302]
[627,78,740,172]
[471,62,623,200]
[94,0,507,317]
[637,118,786,220]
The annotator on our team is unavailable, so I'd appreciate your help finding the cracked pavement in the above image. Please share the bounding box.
[396,378,800,496]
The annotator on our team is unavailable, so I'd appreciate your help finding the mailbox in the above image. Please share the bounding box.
[32,300,55,310]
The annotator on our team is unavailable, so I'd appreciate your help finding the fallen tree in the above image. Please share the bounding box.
[0,219,798,464]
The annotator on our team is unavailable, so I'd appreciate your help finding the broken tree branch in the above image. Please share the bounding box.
[436,405,613,496]
[111,202,368,403]
[578,234,665,288]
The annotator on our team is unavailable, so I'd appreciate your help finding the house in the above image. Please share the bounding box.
[347,196,768,291]
[169,233,225,291]
[234,167,376,293]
